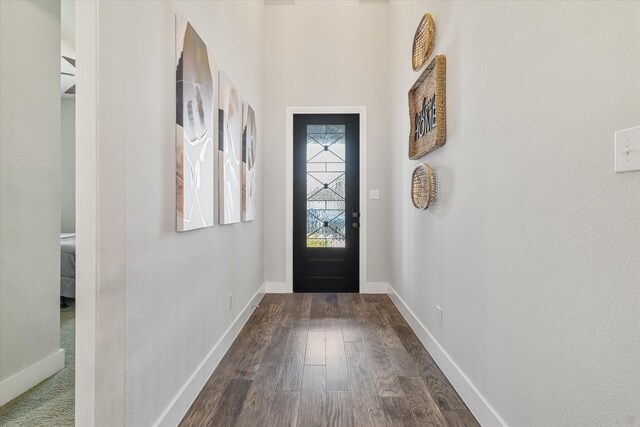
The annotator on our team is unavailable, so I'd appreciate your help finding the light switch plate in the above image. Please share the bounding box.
[369,189,380,200]
[615,125,640,173]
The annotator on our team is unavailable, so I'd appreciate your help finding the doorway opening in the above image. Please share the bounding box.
[0,1,77,425]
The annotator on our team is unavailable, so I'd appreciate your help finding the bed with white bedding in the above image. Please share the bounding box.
[60,233,76,298]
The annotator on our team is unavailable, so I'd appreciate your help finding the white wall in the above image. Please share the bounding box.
[87,1,266,425]
[263,0,391,287]
[61,98,75,233]
[388,1,640,426]
[0,0,63,405]
[82,1,640,425]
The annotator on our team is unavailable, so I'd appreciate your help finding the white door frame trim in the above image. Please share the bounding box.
[75,1,98,424]
[285,107,367,293]
[76,2,126,425]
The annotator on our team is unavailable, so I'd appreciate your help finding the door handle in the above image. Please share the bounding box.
[352,208,360,228]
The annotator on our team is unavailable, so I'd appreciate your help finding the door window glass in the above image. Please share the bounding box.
[306,125,345,247]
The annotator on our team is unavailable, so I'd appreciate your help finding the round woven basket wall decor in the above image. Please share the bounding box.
[411,163,435,210]
[412,13,436,71]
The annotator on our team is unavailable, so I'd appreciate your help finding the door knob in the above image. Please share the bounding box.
[352,222,359,228]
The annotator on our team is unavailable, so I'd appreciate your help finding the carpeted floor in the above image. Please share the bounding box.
[0,305,75,426]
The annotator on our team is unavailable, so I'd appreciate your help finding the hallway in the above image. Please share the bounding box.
[180,293,478,426]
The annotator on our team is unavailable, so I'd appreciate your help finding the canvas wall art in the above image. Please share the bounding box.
[176,16,216,231]
[218,71,242,224]
[242,104,257,221]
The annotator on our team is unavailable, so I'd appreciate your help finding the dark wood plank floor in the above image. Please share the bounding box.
[180,294,479,427]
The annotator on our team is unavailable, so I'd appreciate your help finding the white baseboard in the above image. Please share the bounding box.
[265,281,289,293]
[362,282,389,294]
[153,282,266,427]
[387,285,508,427]
[0,348,65,406]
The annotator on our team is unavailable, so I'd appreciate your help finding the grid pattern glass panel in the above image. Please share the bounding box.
[306,125,345,247]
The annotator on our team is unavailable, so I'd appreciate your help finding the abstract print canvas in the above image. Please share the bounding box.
[218,71,242,224]
[176,17,216,231]
[242,104,257,221]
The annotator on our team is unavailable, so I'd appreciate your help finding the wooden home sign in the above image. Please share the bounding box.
[408,55,446,160]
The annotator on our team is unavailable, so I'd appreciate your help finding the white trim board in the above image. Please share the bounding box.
[0,349,65,406]
[387,285,508,427]
[153,283,266,427]
[75,1,99,425]
[285,106,368,293]
[265,282,289,293]
[362,282,389,294]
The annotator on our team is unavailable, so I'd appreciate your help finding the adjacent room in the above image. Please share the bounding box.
[0,0,77,425]
[0,1,638,426]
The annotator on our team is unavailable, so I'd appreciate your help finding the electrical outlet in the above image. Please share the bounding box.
[436,306,442,326]
[227,294,233,312]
